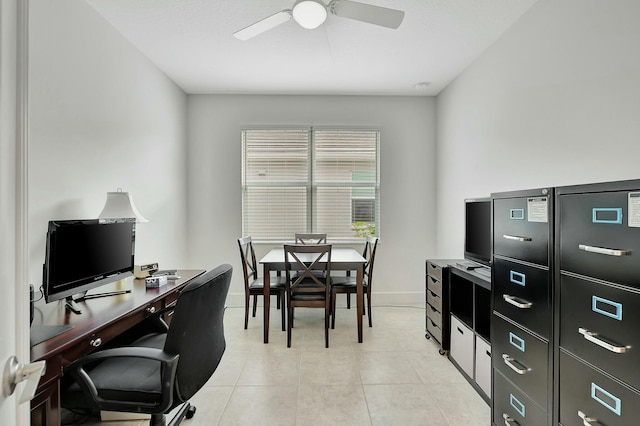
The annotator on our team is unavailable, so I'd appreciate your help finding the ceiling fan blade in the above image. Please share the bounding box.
[233,10,292,41]
[329,0,404,29]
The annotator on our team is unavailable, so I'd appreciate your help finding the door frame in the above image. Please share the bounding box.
[0,0,30,422]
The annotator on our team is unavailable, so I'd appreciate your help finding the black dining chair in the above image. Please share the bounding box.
[294,233,327,244]
[61,264,232,426]
[284,244,332,348]
[331,236,379,328]
[238,236,287,331]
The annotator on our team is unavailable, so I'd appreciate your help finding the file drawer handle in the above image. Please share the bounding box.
[503,234,532,242]
[502,354,531,375]
[503,413,519,426]
[578,328,630,354]
[503,294,533,309]
[578,410,600,426]
[578,244,631,257]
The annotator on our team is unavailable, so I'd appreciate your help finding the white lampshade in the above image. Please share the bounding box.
[292,0,327,29]
[98,189,148,223]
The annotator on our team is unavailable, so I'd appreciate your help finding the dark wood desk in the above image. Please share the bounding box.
[259,247,366,344]
[29,269,205,426]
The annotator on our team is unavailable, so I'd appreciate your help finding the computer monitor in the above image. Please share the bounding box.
[464,198,492,267]
[42,218,135,312]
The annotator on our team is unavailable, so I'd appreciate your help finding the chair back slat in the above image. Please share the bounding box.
[237,236,257,289]
[284,244,332,292]
[294,233,327,245]
[363,236,379,286]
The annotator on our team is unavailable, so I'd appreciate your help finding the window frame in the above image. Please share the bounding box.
[241,126,380,243]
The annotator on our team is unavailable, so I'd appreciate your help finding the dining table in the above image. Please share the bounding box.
[259,246,367,344]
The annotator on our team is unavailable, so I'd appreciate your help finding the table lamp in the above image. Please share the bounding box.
[98,188,148,223]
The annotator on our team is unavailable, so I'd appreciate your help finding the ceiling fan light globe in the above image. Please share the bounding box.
[292,0,327,29]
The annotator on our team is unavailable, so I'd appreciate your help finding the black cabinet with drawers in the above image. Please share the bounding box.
[491,187,554,426]
[425,259,458,355]
[555,179,640,426]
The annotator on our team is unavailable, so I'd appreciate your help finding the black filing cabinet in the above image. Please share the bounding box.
[425,259,458,355]
[556,179,640,426]
[491,188,554,426]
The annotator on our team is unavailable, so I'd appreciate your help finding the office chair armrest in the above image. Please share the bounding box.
[65,346,179,414]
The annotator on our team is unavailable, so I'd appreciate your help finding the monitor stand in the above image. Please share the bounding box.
[65,297,82,314]
[456,261,484,271]
[65,289,132,314]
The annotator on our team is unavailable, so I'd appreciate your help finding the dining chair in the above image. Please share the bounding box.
[284,244,332,348]
[294,233,327,244]
[238,236,286,331]
[331,236,379,329]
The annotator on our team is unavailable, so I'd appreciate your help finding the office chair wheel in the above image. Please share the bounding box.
[424,333,430,339]
[186,405,196,419]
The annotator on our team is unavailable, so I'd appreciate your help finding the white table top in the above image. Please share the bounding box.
[259,247,366,266]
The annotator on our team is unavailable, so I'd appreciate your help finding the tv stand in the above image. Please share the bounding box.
[448,265,492,403]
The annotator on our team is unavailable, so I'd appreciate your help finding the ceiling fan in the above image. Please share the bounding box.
[233,0,405,41]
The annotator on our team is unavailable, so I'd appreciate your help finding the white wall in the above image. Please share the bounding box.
[28,0,188,286]
[187,95,436,306]
[436,0,640,258]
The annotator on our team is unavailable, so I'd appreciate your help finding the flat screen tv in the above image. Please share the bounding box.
[43,218,135,312]
[464,198,492,267]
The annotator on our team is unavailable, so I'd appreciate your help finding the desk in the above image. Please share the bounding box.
[30,269,205,426]
[260,247,366,344]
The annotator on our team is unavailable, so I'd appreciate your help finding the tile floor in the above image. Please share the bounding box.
[61,304,490,425]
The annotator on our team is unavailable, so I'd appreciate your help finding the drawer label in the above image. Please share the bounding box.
[630,192,640,227]
[592,296,623,321]
[510,209,525,220]
[509,271,526,286]
[509,332,526,352]
[510,394,526,417]
[527,197,548,223]
[592,207,623,224]
[591,382,621,416]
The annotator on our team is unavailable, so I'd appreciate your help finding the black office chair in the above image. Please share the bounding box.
[61,264,232,426]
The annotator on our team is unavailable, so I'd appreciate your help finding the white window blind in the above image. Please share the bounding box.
[242,128,380,241]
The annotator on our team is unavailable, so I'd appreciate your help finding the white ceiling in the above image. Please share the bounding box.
[85,0,538,96]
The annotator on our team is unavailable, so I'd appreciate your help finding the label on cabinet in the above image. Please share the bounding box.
[629,192,640,227]
[527,197,548,223]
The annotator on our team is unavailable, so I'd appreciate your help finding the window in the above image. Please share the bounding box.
[242,128,380,241]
